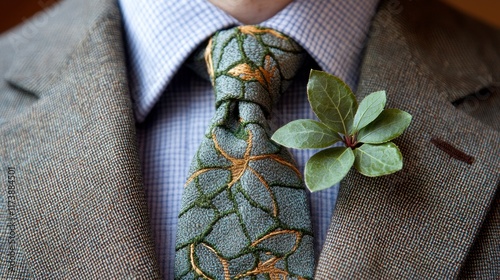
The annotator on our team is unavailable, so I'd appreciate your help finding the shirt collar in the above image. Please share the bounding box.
[119,0,379,122]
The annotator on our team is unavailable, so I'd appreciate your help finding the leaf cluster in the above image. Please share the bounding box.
[271,70,412,192]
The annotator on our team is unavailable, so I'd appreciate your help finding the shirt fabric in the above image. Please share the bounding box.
[119,0,379,278]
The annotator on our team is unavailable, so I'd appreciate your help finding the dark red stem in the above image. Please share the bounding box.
[344,134,358,149]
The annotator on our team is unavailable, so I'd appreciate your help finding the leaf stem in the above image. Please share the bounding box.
[343,134,358,149]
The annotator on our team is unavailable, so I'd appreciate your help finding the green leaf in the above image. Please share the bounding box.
[307,70,357,135]
[305,147,355,192]
[357,109,412,144]
[351,90,386,133]
[353,142,402,177]
[271,119,342,149]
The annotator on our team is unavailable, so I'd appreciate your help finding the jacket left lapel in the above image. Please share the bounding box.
[316,0,500,278]
[0,0,160,278]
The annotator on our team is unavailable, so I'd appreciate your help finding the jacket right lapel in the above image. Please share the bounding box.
[316,0,500,278]
[0,0,160,278]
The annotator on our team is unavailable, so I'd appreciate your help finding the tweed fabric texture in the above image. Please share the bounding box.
[0,0,160,278]
[315,0,500,278]
[1,0,499,278]
[459,187,500,278]
[175,27,314,280]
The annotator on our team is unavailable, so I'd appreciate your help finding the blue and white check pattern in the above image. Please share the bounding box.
[119,0,379,278]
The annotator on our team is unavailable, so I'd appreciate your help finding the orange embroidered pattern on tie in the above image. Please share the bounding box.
[175,26,314,280]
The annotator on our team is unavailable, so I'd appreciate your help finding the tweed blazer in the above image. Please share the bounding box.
[0,0,498,278]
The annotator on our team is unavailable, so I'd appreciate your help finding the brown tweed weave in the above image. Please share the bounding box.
[0,0,160,278]
[315,0,500,279]
[459,188,500,278]
[0,0,498,278]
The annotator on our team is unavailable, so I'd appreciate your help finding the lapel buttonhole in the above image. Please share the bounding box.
[430,138,475,164]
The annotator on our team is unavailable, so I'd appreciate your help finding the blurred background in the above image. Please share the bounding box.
[0,0,61,34]
[0,0,499,34]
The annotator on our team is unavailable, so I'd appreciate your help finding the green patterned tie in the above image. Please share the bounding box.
[175,26,314,280]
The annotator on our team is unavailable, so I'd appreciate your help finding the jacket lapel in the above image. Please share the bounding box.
[0,0,160,278]
[316,0,500,278]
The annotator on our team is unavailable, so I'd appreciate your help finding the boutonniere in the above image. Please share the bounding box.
[271,70,412,192]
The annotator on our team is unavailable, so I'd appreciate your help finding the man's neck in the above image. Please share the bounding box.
[207,0,293,24]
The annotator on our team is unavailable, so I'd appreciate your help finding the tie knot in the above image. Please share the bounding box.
[205,26,305,115]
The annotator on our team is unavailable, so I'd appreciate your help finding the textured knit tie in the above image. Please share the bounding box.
[175,26,314,280]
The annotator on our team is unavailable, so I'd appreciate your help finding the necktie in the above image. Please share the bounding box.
[175,26,314,280]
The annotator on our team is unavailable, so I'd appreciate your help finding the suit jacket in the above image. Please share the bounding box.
[0,0,498,278]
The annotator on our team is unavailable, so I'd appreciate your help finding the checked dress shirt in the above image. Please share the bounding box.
[119,0,379,277]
